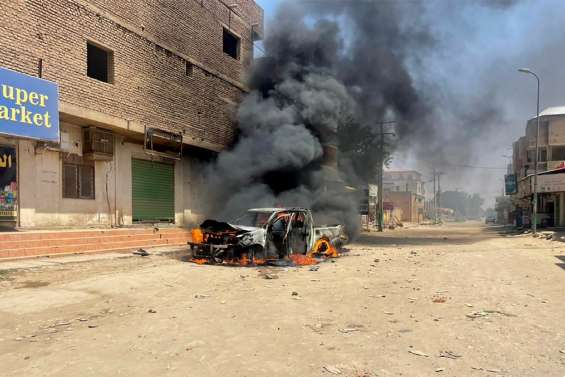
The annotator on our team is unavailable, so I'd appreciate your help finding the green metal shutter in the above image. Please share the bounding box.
[132,159,175,222]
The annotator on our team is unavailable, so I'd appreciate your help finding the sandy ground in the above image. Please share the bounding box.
[0,222,564,377]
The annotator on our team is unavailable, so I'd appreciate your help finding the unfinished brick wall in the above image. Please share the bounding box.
[0,0,263,149]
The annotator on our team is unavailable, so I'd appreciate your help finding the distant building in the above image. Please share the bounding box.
[510,106,565,227]
[383,170,425,223]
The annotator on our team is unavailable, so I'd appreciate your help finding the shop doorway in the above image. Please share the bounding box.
[0,145,17,227]
[132,159,174,223]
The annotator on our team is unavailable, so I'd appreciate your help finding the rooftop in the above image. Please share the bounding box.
[528,106,565,121]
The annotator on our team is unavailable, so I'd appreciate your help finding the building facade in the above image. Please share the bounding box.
[510,107,565,227]
[0,0,263,228]
[383,170,425,223]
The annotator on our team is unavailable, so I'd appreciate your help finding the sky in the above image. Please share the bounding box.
[253,0,565,207]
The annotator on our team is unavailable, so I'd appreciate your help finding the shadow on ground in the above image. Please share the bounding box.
[555,255,565,271]
[353,224,509,248]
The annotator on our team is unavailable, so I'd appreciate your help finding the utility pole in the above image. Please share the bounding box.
[518,68,541,235]
[376,121,396,232]
[437,171,444,223]
[432,169,437,224]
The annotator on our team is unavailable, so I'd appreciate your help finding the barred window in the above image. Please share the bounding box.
[63,163,95,199]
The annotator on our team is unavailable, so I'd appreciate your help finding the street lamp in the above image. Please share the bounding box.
[518,68,540,234]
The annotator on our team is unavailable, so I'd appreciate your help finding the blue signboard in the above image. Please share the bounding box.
[504,174,517,195]
[0,67,59,142]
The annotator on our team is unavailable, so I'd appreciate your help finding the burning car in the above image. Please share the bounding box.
[189,208,347,265]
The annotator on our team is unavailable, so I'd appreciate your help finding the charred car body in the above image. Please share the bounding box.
[189,208,346,264]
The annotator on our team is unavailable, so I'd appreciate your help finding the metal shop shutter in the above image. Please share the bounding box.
[132,159,174,222]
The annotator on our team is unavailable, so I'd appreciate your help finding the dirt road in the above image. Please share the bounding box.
[1,222,564,377]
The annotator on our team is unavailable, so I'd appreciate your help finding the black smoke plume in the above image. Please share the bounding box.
[202,0,530,231]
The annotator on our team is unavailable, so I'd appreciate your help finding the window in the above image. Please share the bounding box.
[539,147,547,162]
[552,146,565,161]
[87,42,114,83]
[223,28,240,60]
[185,61,194,77]
[63,163,95,199]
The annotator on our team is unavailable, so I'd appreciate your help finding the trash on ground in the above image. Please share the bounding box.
[408,349,429,357]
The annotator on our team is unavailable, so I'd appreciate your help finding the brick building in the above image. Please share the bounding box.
[383,170,425,223]
[0,0,263,228]
[510,107,565,227]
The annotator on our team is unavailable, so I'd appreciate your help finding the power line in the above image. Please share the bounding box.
[443,163,508,170]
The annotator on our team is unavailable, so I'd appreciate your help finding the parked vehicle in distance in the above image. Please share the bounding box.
[485,215,496,224]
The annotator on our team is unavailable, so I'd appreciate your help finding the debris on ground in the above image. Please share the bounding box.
[147,309,157,313]
[309,265,320,272]
[260,272,279,280]
[194,294,210,299]
[466,309,517,319]
[408,349,429,357]
[323,365,342,375]
[439,350,462,359]
[432,295,447,303]
[133,249,150,257]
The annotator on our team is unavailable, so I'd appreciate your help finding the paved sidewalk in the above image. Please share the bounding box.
[0,246,187,271]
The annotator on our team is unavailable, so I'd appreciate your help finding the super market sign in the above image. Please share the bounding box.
[0,67,59,142]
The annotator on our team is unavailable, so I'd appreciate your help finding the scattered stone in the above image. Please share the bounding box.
[292,291,299,296]
[77,318,88,322]
[439,351,462,359]
[147,309,157,313]
[408,349,429,357]
[559,349,565,354]
[87,324,98,328]
[384,312,394,315]
[24,356,30,360]
[185,340,205,350]
[339,328,361,334]
[262,273,279,280]
[435,368,445,373]
[465,303,474,307]
[194,294,210,299]
[432,296,447,303]
[323,365,342,375]
[466,309,516,319]
[133,248,150,257]
[374,259,380,262]
[309,266,320,272]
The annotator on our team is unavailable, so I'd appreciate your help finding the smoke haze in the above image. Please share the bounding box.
[204,0,565,229]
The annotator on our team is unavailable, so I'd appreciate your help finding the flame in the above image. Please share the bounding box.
[191,228,204,244]
[308,238,340,258]
[289,254,319,266]
[192,255,268,266]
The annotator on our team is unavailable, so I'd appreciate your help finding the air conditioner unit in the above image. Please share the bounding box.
[83,127,114,161]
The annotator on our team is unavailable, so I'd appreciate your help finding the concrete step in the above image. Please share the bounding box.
[0,228,191,242]
[0,232,190,250]
[0,236,190,259]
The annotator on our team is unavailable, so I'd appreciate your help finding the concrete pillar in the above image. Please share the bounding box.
[558,192,565,226]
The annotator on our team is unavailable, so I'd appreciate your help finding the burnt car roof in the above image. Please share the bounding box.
[247,207,309,212]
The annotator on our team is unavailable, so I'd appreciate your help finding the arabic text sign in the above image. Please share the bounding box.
[0,145,17,219]
[0,67,59,142]
[504,174,517,195]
